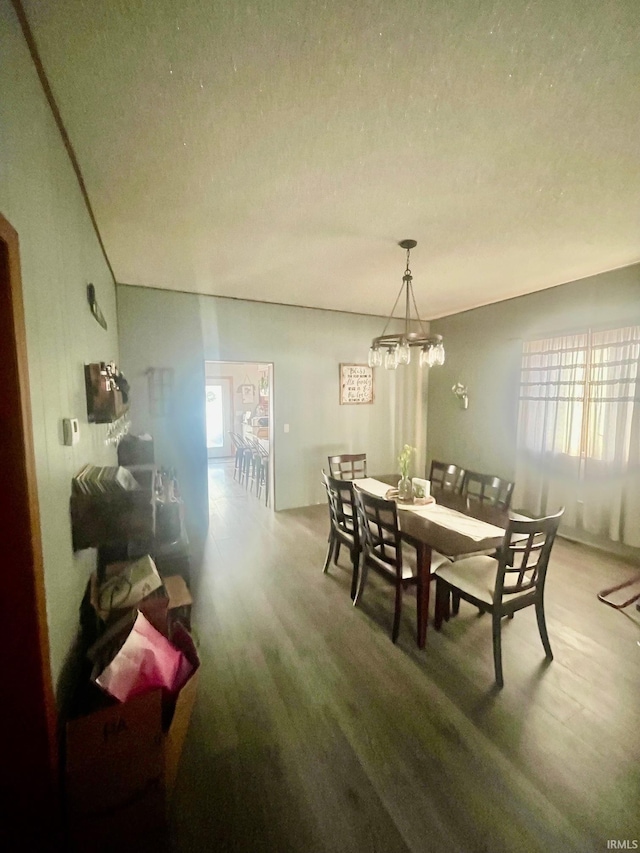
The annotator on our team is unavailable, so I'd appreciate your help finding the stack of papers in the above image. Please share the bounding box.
[72,464,140,495]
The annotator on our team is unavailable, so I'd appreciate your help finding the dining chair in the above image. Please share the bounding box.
[327,453,367,480]
[429,460,465,493]
[242,435,261,491]
[434,507,564,688]
[461,470,515,510]
[322,472,361,600]
[353,485,422,643]
[255,444,269,505]
[230,432,252,484]
[448,470,517,618]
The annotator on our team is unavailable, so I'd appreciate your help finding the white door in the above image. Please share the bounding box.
[206,379,233,458]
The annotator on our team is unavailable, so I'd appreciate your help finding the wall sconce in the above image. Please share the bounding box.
[452,382,469,410]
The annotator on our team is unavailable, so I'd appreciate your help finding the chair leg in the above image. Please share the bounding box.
[258,461,268,504]
[535,599,553,660]
[248,456,257,492]
[349,548,360,600]
[452,591,460,616]
[334,542,342,566]
[353,559,369,606]
[492,610,504,688]
[434,579,447,630]
[392,579,403,643]
[323,530,335,573]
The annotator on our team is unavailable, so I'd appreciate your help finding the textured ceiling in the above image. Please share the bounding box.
[22,0,640,319]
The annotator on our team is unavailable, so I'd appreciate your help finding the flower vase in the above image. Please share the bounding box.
[397,475,413,503]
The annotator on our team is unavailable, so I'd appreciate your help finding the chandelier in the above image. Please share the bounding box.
[368,239,445,370]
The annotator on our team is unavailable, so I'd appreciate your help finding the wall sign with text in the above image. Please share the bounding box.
[339,364,375,405]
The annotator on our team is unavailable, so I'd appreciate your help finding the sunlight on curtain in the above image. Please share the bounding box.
[518,333,587,458]
[515,326,640,546]
[393,359,427,478]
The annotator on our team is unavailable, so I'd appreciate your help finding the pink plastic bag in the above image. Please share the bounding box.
[96,611,193,702]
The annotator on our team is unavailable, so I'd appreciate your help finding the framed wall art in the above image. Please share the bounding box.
[239,383,255,404]
[339,363,374,405]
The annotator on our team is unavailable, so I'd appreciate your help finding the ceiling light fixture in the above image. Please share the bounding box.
[368,240,445,370]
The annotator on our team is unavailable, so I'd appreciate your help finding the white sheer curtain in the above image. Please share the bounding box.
[581,327,640,544]
[515,326,640,546]
[392,358,428,477]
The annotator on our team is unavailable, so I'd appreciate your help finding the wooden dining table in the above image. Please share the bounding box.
[362,475,519,648]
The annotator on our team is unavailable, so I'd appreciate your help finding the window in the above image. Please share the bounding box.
[518,326,640,465]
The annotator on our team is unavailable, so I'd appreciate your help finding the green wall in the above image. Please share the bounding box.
[1,1,120,689]
[117,285,403,528]
[427,263,640,524]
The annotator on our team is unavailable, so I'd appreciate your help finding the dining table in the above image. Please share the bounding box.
[355,475,522,648]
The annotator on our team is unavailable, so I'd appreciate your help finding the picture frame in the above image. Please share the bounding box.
[240,383,255,404]
[339,363,374,405]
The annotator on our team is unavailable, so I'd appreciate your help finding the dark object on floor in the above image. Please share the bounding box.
[597,574,640,610]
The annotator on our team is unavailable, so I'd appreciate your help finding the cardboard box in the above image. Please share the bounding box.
[66,690,164,819]
[69,785,166,853]
[66,623,199,848]
[163,574,193,632]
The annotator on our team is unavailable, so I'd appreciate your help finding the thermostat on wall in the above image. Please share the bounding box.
[63,418,80,446]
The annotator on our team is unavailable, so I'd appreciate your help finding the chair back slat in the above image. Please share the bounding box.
[461,470,515,510]
[323,472,358,542]
[496,510,563,597]
[328,453,367,480]
[353,486,402,577]
[429,460,465,493]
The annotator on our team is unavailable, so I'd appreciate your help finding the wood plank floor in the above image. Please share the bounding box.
[169,460,640,852]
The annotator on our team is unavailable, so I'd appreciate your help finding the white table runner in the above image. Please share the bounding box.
[407,504,505,541]
[355,478,505,542]
[355,477,394,498]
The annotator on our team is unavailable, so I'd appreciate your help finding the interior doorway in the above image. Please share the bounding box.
[204,361,274,507]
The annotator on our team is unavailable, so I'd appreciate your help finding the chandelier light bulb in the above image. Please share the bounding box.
[385,347,399,370]
[368,347,383,368]
[397,341,411,365]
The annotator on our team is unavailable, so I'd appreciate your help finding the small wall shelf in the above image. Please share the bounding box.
[70,465,156,551]
[85,362,129,424]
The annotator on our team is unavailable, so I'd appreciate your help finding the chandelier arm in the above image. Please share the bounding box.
[378,281,406,339]
[405,279,411,338]
[408,281,430,339]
